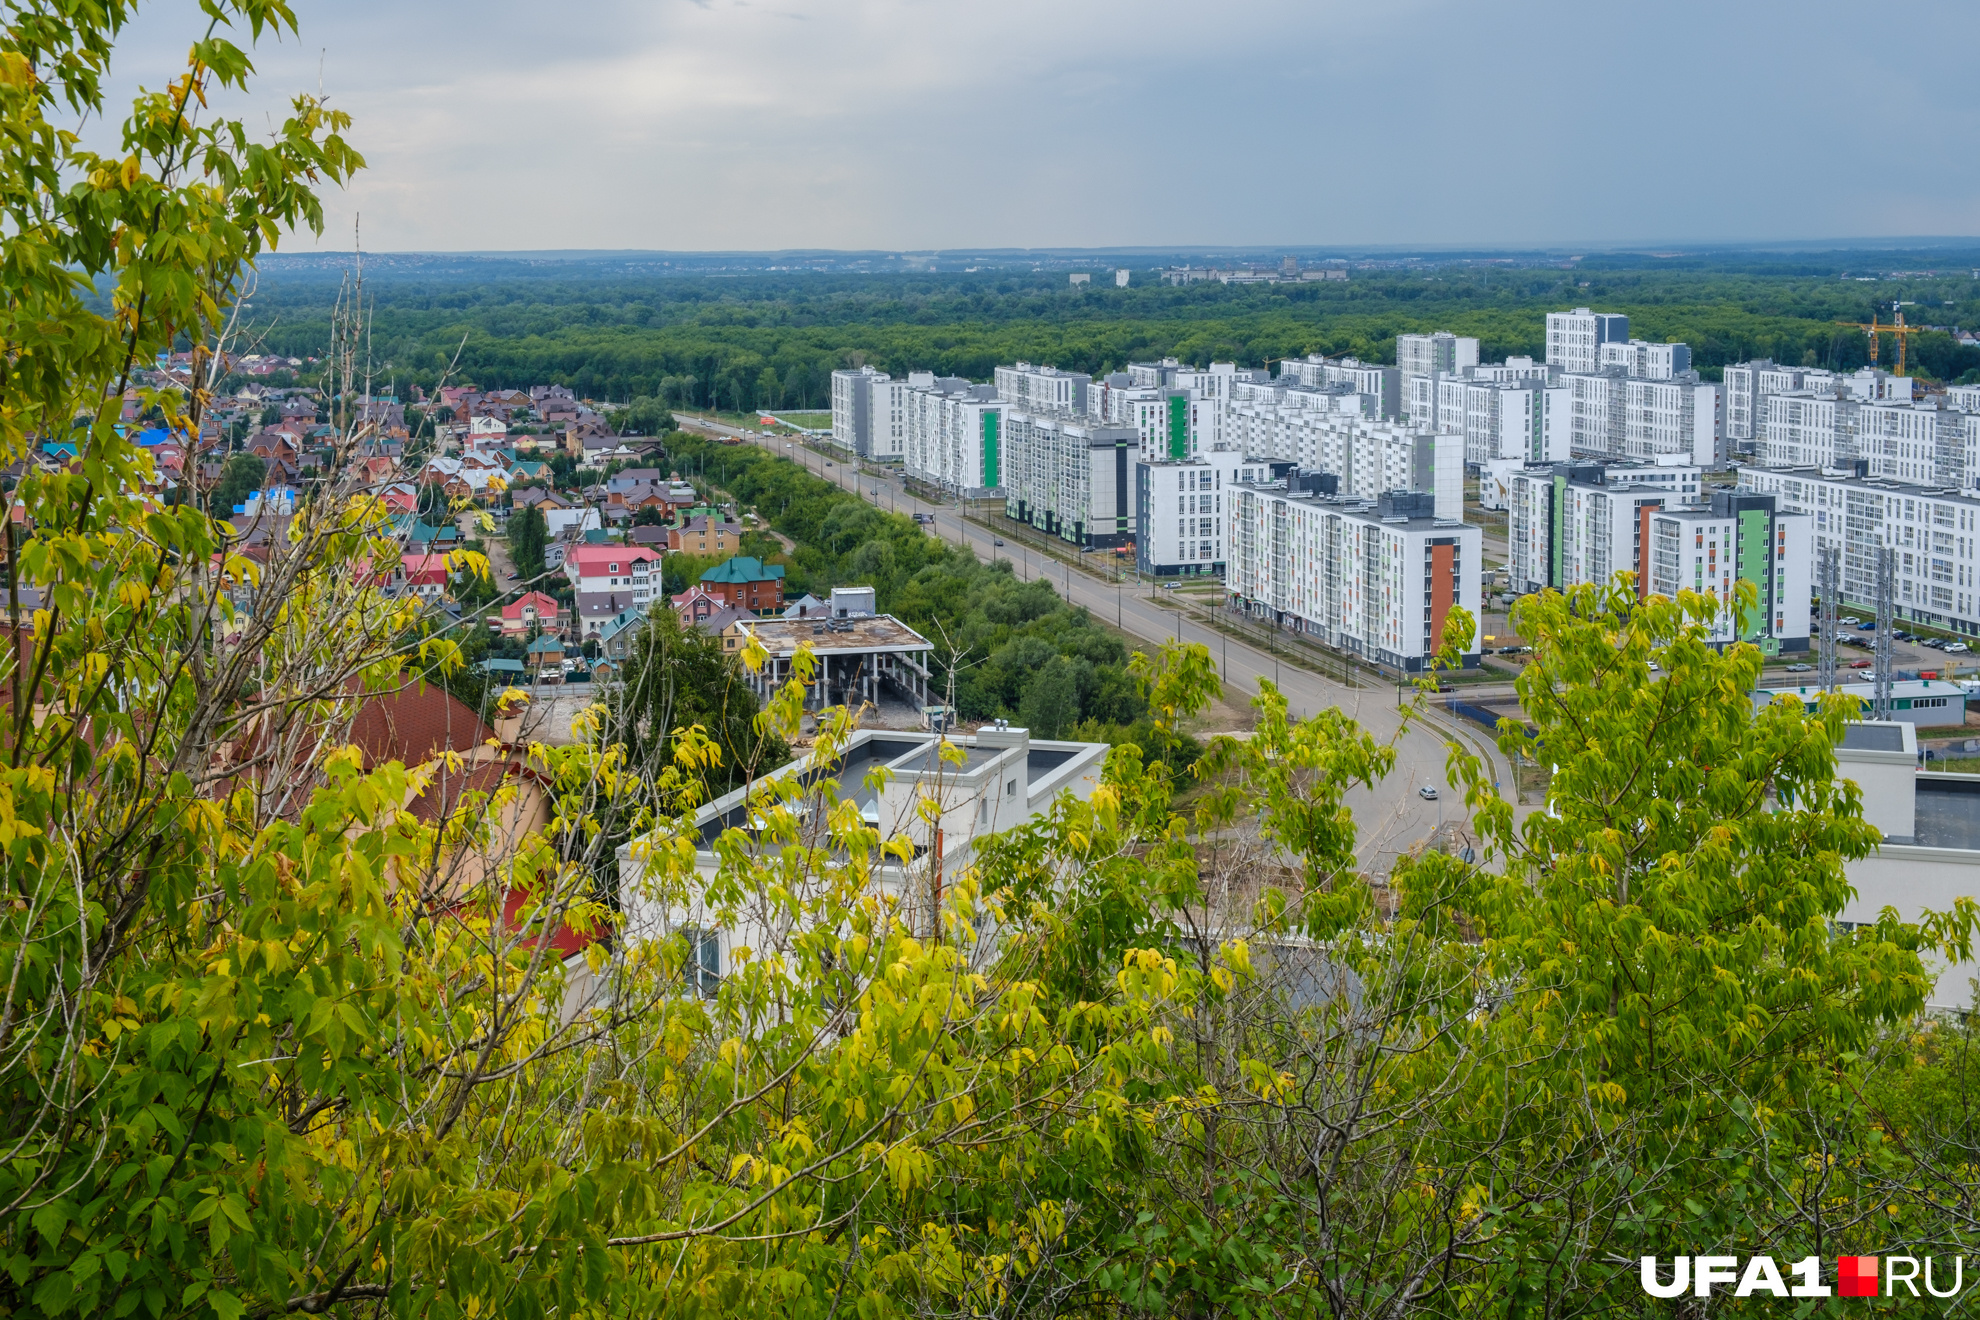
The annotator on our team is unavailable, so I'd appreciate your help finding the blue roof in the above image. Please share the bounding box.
[526,635,564,653]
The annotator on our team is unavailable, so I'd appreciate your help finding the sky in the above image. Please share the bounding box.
[104,0,1980,253]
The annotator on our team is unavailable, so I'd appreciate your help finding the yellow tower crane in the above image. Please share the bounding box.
[1835,301,1920,376]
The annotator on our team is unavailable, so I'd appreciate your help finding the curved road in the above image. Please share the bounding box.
[678,416,1518,873]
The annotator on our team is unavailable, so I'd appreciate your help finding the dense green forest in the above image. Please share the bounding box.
[241,258,1980,410]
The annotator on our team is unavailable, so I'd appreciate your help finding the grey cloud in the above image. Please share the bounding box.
[86,0,1980,250]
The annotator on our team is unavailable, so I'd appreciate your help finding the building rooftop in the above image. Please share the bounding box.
[1743,465,1980,504]
[701,555,785,585]
[738,614,931,654]
[1915,776,1980,850]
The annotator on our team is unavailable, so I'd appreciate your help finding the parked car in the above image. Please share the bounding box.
[1858,620,1878,630]
[1926,638,1948,649]
[1418,785,1439,801]
[1849,659,1874,668]
[1895,631,1916,641]
[1949,643,1971,653]
[1840,616,1862,625]
[1785,663,1811,672]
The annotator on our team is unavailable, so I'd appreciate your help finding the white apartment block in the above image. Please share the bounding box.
[1761,392,1857,470]
[1506,459,1706,599]
[901,378,1004,497]
[1275,355,1402,420]
[1726,361,1918,451]
[863,374,914,461]
[830,365,891,456]
[1949,385,1980,414]
[1226,487,1482,672]
[1761,396,1980,487]
[994,362,1090,414]
[1739,467,1980,636]
[1545,308,1630,374]
[1565,371,1721,466]
[1397,332,1479,425]
[1642,493,1813,651]
[1218,403,1461,519]
[1135,450,1246,578]
[1434,377,1571,465]
[1397,331,1481,382]
[1597,339,1692,380]
[1002,410,1138,547]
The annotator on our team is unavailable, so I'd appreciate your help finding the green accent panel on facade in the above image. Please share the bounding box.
[1737,507,1770,638]
[982,412,999,488]
[1550,474,1566,589]
[1167,396,1188,460]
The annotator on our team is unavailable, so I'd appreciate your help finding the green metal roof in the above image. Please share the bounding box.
[699,555,786,585]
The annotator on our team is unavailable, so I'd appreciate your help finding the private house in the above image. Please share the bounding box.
[699,556,785,615]
[667,515,743,557]
[526,634,566,679]
[563,545,661,605]
[495,591,565,639]
[400,553,450,601]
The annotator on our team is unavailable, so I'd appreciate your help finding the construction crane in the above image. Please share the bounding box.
[1835,301,1920,376]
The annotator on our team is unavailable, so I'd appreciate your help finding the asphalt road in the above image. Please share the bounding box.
[677,416,1521,873]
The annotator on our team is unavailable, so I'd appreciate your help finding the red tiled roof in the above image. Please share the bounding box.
[347,681,494,771]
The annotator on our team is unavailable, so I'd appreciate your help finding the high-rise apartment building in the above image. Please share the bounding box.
[831,365,892,457]
[1135,450,1247,578]
[1739,467,1980,636]
[1434,376,1571,465]
[1001,411,1138,548]
[1642,492,1812,652]
[1597,339,1692,380]
[1506,459,1704,597]
[1545,308,1630,374]
[1225,487,1481,671]
[900,378,1003,497]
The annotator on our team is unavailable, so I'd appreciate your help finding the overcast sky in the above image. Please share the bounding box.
[107,0,1980,253]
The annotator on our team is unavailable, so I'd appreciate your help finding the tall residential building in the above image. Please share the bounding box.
[1218,403,1462,518]
[993,362,1090,414]
[1506,459,1705,597]
[1397,332,1479,425]
[1565,371,1721,466]
[1434,376,1571,465]
[900,378,1003,498]
[1275,355,1402,420]
[1545,308,1630,374]
[1739,467,1980,635]
[1001,410,1138,548]
[1760,392,1857,470]
[1642,492,1812,652]
[1225,487,1482,672]
[1598,339,1692,380]
[1397,331,1481,381]
[830,365,891,457]
[1135,450,1247,578]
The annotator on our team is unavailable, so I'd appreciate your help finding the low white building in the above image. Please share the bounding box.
[1816,722,1979,1010]
[617,724,1109,993]
[1226,485,1482,672]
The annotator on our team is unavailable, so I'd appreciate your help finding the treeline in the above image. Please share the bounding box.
[237,266,1980,408]
[668,432,1147,737]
